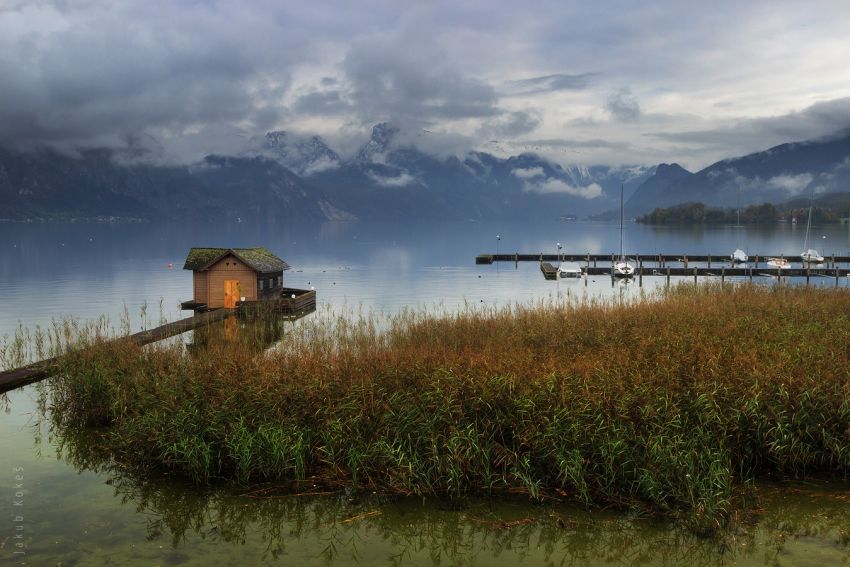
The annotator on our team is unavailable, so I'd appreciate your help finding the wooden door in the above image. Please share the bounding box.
[224,280,239,309]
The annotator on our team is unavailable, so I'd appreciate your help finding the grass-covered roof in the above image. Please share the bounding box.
[183,247,290,273]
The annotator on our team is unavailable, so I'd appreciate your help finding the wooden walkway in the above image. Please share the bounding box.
[477,253,850,266]
[479,252,850,284]
[0,308,232,394]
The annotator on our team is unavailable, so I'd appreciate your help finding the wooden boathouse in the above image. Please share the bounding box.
[181,247,290,310]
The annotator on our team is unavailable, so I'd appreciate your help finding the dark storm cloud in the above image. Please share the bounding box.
[340,37,501,126]
[649,97,850,149]
[605,88,641,122]
[477,110,541,138]
[292,90,351,116]
[501,73,597,96]
[0,2,307,154]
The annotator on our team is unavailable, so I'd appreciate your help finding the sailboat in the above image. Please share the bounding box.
[800,198,824,264]
[731,184,748,264]
[613,184,635,278]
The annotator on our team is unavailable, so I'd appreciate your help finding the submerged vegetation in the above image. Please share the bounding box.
[7,284,850,534]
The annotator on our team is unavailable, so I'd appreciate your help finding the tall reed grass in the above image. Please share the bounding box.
[37,283,850,533]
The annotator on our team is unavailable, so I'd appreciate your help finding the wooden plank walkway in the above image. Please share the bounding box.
[0,308,232,394]
[477,253,850,266]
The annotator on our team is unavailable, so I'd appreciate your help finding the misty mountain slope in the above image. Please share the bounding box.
[0,147,155,220]
[303,123,655,219]
[246,131,342,176]
[626,132,850,215]
[0,147,340,222]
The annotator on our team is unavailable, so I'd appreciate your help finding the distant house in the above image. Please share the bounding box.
[182,247,290,309]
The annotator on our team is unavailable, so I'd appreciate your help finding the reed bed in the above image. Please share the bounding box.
[33,283,850,533]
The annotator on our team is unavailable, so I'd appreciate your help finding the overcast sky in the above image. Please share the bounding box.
[2,0,850,169]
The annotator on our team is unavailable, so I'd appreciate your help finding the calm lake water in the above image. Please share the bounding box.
[2,219,850,565]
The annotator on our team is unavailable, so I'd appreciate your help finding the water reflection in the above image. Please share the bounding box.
[45,409,850,566]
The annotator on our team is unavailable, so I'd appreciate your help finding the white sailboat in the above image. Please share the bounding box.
[613,184,635,278]
[800,200,824,264]
[732,248,749,264]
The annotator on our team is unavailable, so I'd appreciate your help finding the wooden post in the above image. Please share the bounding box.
[586,253,590,271]
[639,259,643,287]
[754,255,759,269]
[666,267,671,286]
[694,267,698,284]
[806,265,810,285]
[832,254,836,270]
[708,254,711,269]
[721,266,725,286]
[684,255,688,269]
[515,253,519,270]
[749,266,753,282]
[594,256,597,268]
[837,267,840,287]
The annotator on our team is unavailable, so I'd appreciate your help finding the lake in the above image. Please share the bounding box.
[2,219,850,565]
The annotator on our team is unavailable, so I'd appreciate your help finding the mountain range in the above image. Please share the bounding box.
[624,130,850,216]
[1,124,849,222]
[0,124,652,222]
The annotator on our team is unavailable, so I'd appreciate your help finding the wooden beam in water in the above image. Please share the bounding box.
[0,308,232,395]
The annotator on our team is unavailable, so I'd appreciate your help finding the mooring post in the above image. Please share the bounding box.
[807,265,810,285]
[639,259,643,286]
[708,254,711,269]
[586,253,590,271]
[693,266,698,284]
[837,267,840,287]
[754,255,759,269]
[666,267,671,286]
[721,266,725,286]
[832,254,836,270]
[684,255,689,269]
[749,266,753,282]
[515,253,519,270]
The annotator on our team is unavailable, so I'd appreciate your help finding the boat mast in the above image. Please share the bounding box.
[619,183,625,261]
[803,202,813,252]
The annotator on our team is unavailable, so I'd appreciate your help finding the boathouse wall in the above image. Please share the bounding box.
[193,272,209,305]
[206,255,258,308]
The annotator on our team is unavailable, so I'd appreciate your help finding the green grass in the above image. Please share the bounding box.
[28,283,850,534]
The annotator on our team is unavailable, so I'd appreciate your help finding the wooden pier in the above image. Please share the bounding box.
[0,308,234,394]
[477,253,850,266]
[477,253,850,283]
[0,289,317,394]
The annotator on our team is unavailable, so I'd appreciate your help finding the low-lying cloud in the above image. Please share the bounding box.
[522,178,603,199]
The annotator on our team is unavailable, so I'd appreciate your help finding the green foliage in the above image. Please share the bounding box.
[636,202,844,225]
[44,284,850,534]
